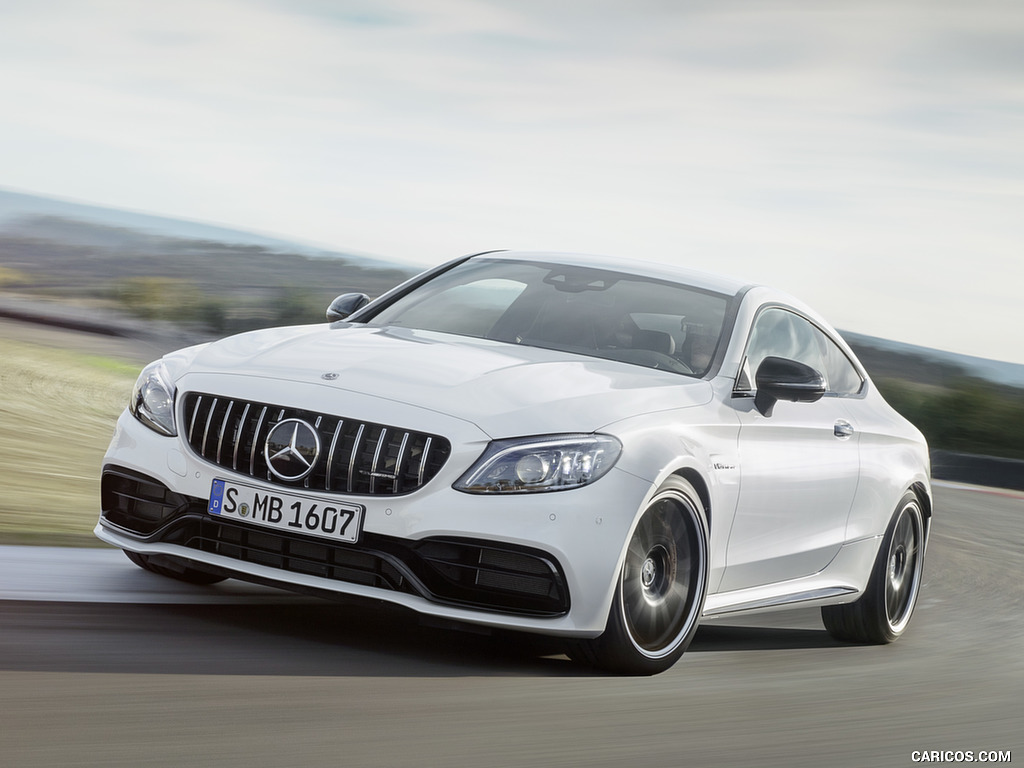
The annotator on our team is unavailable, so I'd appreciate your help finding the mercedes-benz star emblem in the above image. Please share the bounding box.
[265,419,321,481]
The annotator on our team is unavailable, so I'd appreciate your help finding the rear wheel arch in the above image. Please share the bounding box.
[822,488,926,643]
[910,481,932,521]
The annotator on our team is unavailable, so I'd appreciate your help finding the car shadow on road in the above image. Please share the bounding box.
[0,598,849,679]
[690,623,846,652]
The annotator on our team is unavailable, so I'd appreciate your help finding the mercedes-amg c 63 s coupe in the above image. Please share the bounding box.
[97,250,930,674]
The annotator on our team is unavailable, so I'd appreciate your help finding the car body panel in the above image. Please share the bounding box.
[183,323,716,439]
[720,394,862,591]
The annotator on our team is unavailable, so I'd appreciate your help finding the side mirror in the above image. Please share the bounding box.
[326,292,370,322]
[754,356,826,416]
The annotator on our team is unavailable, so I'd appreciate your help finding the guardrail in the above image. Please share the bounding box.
[931,450,1024,492]
[0,295,208,357]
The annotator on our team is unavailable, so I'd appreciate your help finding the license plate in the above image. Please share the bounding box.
[208,479,363,543]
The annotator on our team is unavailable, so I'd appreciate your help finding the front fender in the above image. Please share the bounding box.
[604,399,741,594]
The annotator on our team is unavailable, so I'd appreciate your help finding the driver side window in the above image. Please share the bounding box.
[737,308,863,396]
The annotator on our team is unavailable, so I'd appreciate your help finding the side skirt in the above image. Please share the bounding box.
[702,586,856,617]
[702,536,880,619]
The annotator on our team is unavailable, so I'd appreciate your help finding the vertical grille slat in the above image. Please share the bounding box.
[347,424,365,494]
[418,437,433,487]
[325,420,344,492]
[182,393,449,496]
[393,432,411,494]
[200,398,219,456]
[231,403,250,472]
[305,415,324,489]
[249,406,268,476]
[369,428,387,494]
[216,400,234,466]
[187,395,203,445]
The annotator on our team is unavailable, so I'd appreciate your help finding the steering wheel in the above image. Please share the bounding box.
[604,349,694,374]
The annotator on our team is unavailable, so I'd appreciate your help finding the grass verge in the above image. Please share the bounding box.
[0,338,137,545]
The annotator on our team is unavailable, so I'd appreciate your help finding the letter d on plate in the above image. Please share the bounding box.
[209,479,225,514]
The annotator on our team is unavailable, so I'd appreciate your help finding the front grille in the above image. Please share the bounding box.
[181,392,451,496]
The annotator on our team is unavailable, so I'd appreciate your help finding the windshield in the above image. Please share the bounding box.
[362,258,731,377]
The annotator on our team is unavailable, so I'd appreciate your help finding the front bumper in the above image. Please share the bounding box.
[98,410,652,637]
[100,466,571,616]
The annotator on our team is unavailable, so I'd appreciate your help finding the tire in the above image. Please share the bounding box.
[574,477,709,675]
[822,491,925,644]
[123,550,227,585]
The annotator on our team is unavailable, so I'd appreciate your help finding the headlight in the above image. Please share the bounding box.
[454,434,621,494]
[128,360,177,436]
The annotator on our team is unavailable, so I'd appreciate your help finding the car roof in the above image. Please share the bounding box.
[468,250,756,298]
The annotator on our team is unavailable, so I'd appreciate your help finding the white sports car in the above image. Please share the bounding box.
[97,250,930,674]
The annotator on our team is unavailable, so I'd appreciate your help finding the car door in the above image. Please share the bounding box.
[720,306,864,592]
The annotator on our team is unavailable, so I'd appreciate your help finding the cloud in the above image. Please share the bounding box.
[0,0,1022,360]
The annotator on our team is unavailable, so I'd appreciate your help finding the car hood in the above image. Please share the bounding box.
[182,324,712,437]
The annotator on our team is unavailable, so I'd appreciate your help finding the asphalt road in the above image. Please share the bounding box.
[1,483,1020,768]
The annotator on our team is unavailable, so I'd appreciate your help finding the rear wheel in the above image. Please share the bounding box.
[822,491,925,643]
[123,550,227,585]
[575,477,709,675]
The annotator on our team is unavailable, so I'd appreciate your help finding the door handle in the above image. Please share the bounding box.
[834,420,854,439]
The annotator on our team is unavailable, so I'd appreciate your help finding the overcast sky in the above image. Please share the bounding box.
[1,0,1022,363]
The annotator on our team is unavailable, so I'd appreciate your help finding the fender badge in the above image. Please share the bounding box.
[710,454,737,471]
[321,372,339,380]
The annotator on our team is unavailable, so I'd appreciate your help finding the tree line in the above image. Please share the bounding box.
[877,378,1024,461]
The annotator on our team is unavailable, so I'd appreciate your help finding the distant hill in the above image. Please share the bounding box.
[0,215,415,303]
[0,188,402,269]
[0,193,418,337]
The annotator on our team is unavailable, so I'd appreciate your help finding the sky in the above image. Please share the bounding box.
[1,0,1022,363]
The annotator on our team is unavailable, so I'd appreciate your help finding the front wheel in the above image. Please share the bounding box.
[822,491,926,643]
[574,477,709,675]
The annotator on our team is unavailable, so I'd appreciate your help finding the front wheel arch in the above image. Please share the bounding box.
[572,476,710,675]
[672,468,712,533]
